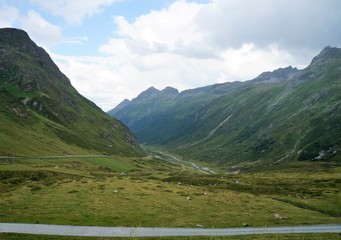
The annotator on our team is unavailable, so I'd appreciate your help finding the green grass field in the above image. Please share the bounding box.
[1,233,340,240]
[0,156,340,238]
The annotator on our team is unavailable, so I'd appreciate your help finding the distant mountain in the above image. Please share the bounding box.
[108,86,179,126]
[0,28,144,157]
[109,46,341,168]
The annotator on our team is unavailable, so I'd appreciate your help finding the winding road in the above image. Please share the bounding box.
[0,223,340,237]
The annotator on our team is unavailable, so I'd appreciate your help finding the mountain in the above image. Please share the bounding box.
[109,46,341,168]
[108,86,179,126]
[0,28,144,157]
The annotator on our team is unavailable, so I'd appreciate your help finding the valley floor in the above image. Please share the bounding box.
[0,154,340,237]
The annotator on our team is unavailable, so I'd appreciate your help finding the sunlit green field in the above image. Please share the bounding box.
[0,156,340,238]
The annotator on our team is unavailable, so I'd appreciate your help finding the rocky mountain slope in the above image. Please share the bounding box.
[0,28,144,157]
[109,46,341,168]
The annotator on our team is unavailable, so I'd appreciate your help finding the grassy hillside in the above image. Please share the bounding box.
[109,47,341,168]
[0,28,144,157]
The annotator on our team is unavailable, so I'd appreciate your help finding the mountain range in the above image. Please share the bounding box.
[109,46,341,168]
[0,28,144,157]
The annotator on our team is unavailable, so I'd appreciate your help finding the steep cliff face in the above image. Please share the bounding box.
[109,47,341,167]
[0,28,144,157]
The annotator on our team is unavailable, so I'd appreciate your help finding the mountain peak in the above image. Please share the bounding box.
[161,86,179,95]
[0,28,70,85]
[254,66,299,83]
[144,86,160,94]
[135,86,160,100]
[117,98,131,108]
[107,99,131,115]
[0,28,30,40]
[310,46,341,66]
[0,28,38,52]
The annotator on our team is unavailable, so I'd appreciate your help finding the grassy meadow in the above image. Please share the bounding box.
[0,155,340,238]
[1,233,341,240]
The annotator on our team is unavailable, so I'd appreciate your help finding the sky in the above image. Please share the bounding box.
[0,0,340,111]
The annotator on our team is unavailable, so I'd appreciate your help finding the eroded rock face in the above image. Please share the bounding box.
[0,48,9,70]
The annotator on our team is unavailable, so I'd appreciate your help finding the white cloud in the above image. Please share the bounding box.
[20,10,63,48]
[52,54,147,111]
[0,4,19,28]
[112,1,205,57]
[48,0,340,111]
[0,3,87,48]
[91,0,318,110]
[63,36,88,45]
[30,0,121,25]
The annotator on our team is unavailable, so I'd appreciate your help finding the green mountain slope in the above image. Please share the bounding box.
[0,28,144,157]
[109,46,341,167]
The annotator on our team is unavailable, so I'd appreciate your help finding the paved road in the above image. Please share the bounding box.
[1,223,340,237]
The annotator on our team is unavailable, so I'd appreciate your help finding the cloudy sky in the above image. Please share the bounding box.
[1,0,340,111]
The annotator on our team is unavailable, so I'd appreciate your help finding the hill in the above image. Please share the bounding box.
[0,28,144,157]
[109,46,341,168]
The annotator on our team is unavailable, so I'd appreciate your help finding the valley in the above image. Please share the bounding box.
[109,47,341,169]
[0,28,340,239]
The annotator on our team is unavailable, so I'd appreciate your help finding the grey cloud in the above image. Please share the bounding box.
[126,39,168,55]
[173,40,221,59]
[196,0,341,51]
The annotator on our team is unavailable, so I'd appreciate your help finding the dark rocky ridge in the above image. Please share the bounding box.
[0,28,70,85]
